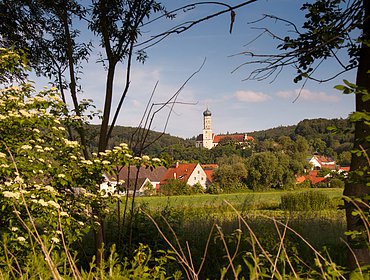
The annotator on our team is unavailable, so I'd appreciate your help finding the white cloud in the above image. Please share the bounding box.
[276,89,340,102]
[234,90,271,103]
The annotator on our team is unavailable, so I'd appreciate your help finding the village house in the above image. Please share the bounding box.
[309,154,337,170]
[195,108,254,149]
[201,164,218,185]
[297,154,350,186]
[101,165,167,196]
[160,162,217,189]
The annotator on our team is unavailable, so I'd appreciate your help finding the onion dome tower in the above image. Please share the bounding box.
[202,108,213,149]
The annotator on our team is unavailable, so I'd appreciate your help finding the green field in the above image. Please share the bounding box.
[105,188,347,278]
[134,188,344,211]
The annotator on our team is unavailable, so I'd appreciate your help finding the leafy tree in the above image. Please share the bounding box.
[160,179,190,196]
[191,182,205,194]
[338,150,352,166]
[0,1,91,157]
[212,160,248,193]
[245,151,299,191]
[238,0,370,267]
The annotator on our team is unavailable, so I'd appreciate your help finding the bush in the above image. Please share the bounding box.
[206,183,222,194]
[330,178,345,188]
[160,179,191,196]
[191,182,205,194]
[280,191,332,211]
[296,179,311,189]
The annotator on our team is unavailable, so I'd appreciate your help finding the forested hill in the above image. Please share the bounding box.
[85,125,193,155]
[249,118,352,142]
[85,118,352,160]
[249,118,353,165]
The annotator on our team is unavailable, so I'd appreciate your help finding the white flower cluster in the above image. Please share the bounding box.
[63,139,79,148]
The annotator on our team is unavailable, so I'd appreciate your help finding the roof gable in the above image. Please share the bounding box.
[161,163,198,184]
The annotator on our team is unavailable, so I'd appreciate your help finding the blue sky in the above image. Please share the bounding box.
[36,0,356,139]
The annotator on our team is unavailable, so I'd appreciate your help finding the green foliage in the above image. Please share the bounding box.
[212,156,248,193]
[206,183,222,194]
[0,48,29,84]
[317,167,332,177]
[330,178,345,189]
[85,125,192,157]
[160,179,191,196]
[191,182,205,194]
[280,191,332,211]
[245,152,297,191]
[0,48,166,276]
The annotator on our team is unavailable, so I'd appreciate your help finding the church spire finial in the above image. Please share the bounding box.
[203,107,211,116]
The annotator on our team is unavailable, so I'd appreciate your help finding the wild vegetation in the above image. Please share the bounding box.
[1,0,370,278]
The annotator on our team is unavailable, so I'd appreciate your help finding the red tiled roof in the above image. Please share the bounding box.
[296,171,329,185]
[201,164,218,183]
[314,155,335,165]
[201,164,218,169]
[339,166,350,172]
[306,170,328,185]
[311,155,337,170]
[213,134,254,144]
[296,175,307,184]
[160,163,198,185]
[315,155,335,164]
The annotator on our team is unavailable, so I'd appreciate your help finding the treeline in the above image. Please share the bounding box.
[209,135,311,192]
[250,118,353,164]
[85,117,353,167]
[84,125,193,156]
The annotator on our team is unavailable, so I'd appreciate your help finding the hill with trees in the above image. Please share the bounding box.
[92,117,353,166]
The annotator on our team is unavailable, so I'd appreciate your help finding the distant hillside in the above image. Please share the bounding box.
[85,125,193,156]
[249,118,353,162]
[249,118,352,141]
[85,118,353,160]
[249,125,296,141]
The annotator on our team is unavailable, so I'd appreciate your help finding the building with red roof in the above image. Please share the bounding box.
[309,155,337,170]
[296,170,329,186]
[201,164,218,183]
[101,165,167,196]
[160,162,212,189]
[195,108,254,149]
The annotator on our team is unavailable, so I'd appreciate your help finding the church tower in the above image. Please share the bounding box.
[202,108,213,149]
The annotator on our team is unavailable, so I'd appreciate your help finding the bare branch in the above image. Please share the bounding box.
[140,58,206,152]
[136,0,259,49]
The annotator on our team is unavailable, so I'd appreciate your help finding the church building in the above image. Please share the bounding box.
[195,108,254,149]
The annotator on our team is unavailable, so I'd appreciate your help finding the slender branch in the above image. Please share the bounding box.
[106,41,134,143]
[136,0,259,49]
[140,58,206,152]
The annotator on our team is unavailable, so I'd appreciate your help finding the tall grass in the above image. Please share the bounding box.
[4,188,370,279]
[280,190,333,211]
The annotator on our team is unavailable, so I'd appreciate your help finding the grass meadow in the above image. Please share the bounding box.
[102,188,347,278]
[135,188,343,213]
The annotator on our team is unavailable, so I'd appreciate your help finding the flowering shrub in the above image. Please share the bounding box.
[0,49,163,273]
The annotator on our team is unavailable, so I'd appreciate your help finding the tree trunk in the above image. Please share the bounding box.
[95,57,117,266]
[343,0,370,269]
[98,64,116,152]
[94,211,105,267]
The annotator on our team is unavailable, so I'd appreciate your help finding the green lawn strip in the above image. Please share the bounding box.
[134,188,344,211]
